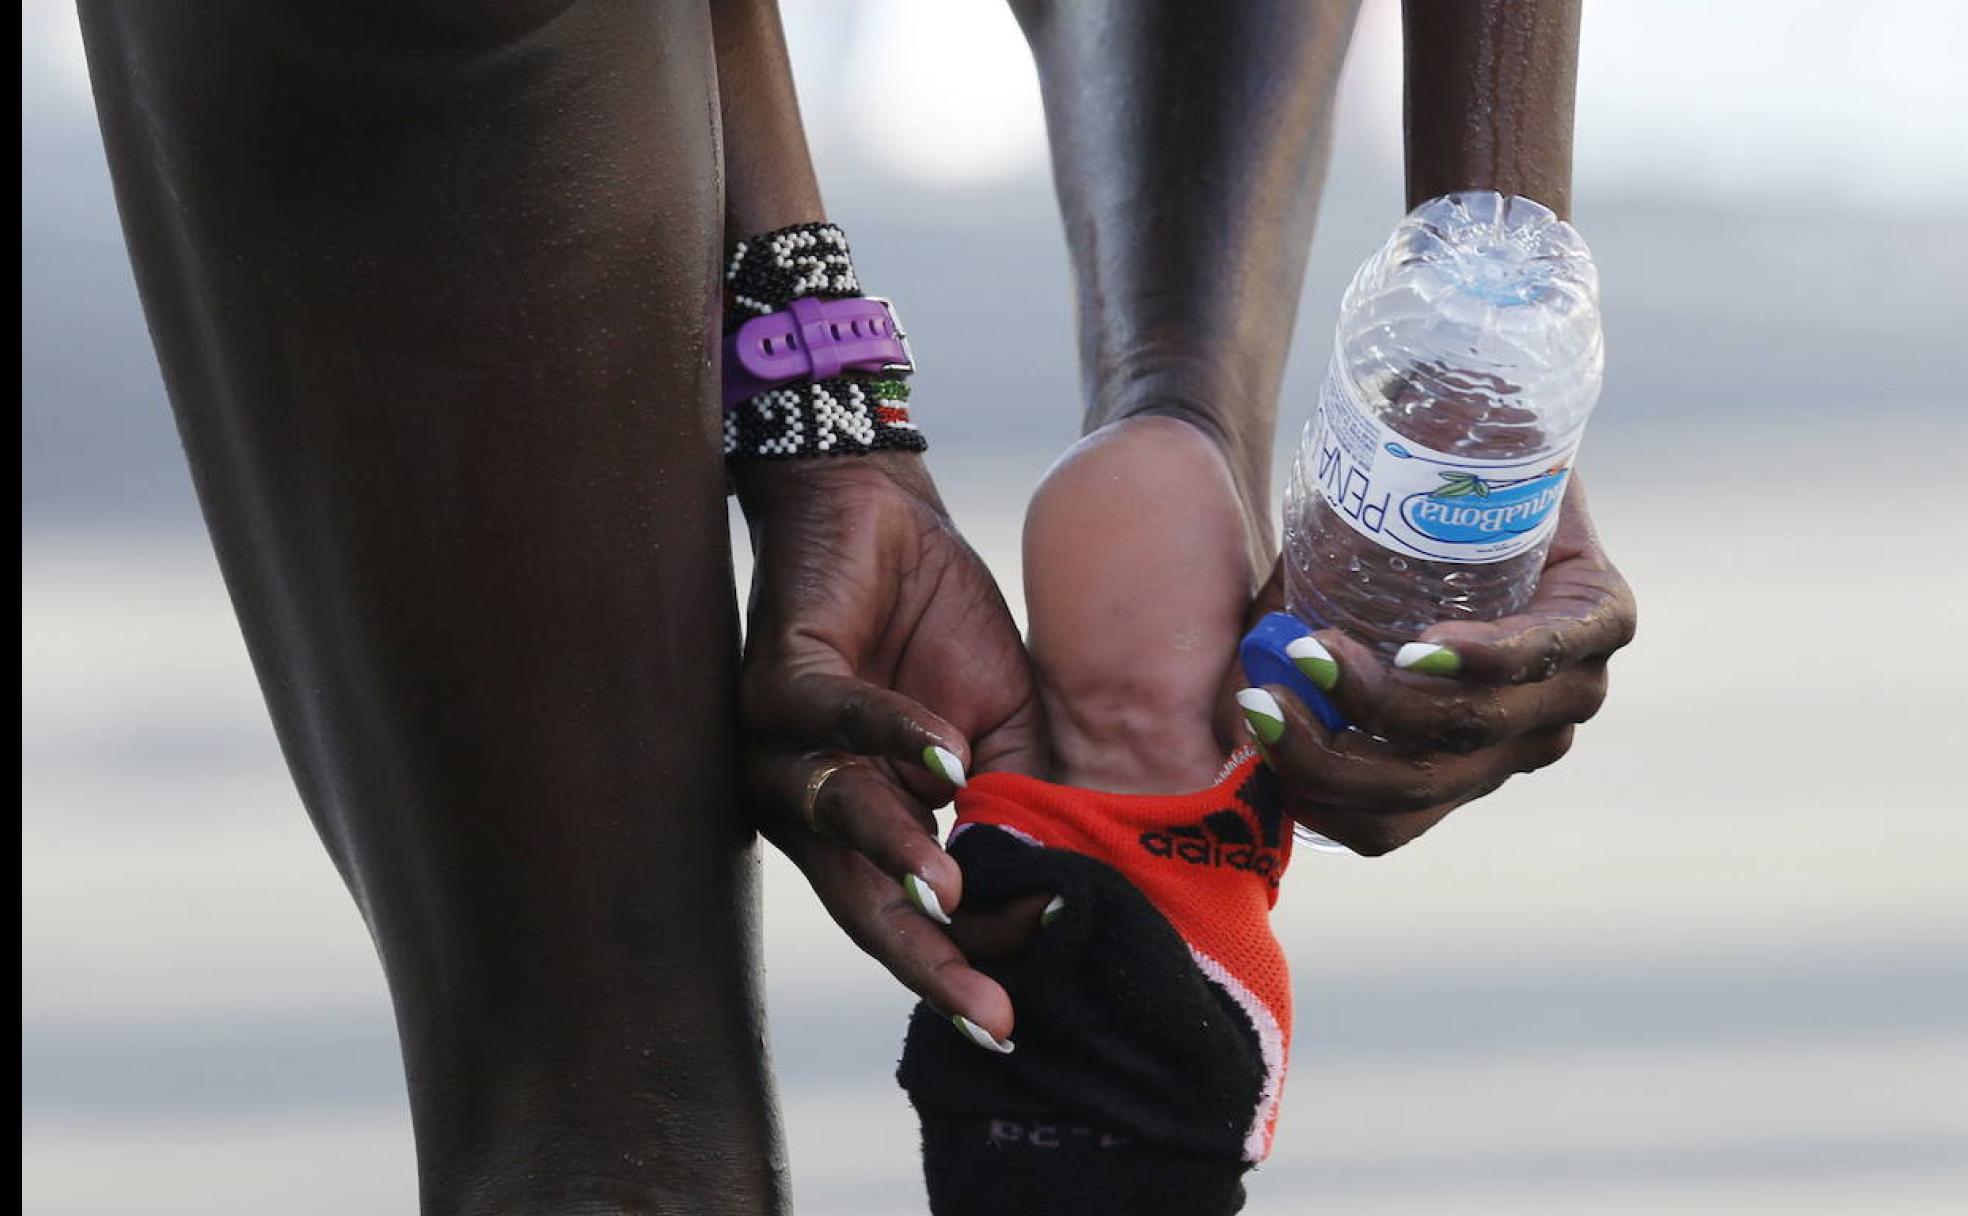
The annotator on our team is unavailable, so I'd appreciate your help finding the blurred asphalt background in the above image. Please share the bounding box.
[22,1,1968,1211]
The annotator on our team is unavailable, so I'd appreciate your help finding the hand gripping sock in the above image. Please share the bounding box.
[897,748,1292,1216]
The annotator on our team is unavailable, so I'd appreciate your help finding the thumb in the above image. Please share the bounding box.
[964,685,1050,780]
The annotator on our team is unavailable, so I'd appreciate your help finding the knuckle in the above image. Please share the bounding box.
[1423,698,1504,754]
[831,687,875,746]
[1387,774,1443,813]
[1516,627,1570,684]
[874,891,922,932]
[814,780,859,838]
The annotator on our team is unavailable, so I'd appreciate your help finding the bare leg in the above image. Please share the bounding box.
[78,3,782,1211]
[1010,0,1361,795]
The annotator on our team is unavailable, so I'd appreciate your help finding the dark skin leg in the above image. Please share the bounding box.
[938,0,1365,961]
[1008,0,1362,783]
[1011,0,1362,533]
[79,3,783,1212]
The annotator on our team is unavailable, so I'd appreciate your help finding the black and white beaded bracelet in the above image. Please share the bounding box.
[723,376,926,460]
[725,221,862,325]
[722,223,927,462]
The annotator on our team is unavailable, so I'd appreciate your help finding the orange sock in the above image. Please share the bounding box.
[951,746,1293,1159]
[898,746,1293,1216]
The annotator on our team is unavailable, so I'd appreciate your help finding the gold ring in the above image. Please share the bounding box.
[800,758,853,832]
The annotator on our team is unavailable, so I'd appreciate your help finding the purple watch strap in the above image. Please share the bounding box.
[722,296,912,409]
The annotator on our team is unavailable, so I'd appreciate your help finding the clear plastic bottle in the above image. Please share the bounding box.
[1284,192,1604,651]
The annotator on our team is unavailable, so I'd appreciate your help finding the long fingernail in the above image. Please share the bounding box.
[1286,635,1340,691]
[922,744,967,787]
[1394,642,1461,676]
[1236,688,1286,745]
[903,872,952,925]
[1040,895,1066,927]
[951,1014,1015,1054]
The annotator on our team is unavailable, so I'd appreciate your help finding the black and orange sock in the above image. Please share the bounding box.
[897,748,1292,1216]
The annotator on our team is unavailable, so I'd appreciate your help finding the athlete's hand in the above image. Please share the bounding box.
[736,451,1046,1043]
[1223,478,1636,855]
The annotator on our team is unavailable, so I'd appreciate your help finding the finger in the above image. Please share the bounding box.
[1317,635,1612,754]
[964,686,1052,781]
[1289,799,1462,857]
[752,751,963,920]
[1241,683,1546,815]
[800,839,1016,1045]
[1397,482,1636,685]
[1281,725,1574,855]
[946,891,1056,960]
[1511,723,1580,775]
[1289,794,1475,857]
[744,669,969,786]
[1408,561,1638,685]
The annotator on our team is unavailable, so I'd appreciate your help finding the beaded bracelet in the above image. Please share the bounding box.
[725,221,862,327]
[723,375,923,460]
[723,223,927,461]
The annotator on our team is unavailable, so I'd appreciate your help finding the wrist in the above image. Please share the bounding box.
[1402,0,1580,219]
[735,449,940,523]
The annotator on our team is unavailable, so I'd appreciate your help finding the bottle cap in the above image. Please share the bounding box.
[1239,611,1349,731]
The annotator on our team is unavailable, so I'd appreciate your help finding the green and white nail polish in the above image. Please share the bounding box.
[1394,642,1461,676]
[1236,688,1286,745]
[951,1014,1015,1054]
[922,744,967,787]
[903,873,952,925]
[1285,635,1339,691]
[1040,895,1066,928]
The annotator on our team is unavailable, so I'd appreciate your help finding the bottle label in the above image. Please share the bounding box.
[1309,364,1579,564]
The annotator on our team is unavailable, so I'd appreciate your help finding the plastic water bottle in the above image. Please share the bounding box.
[1283,191,1604,656]
[1238,193,1602,852]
